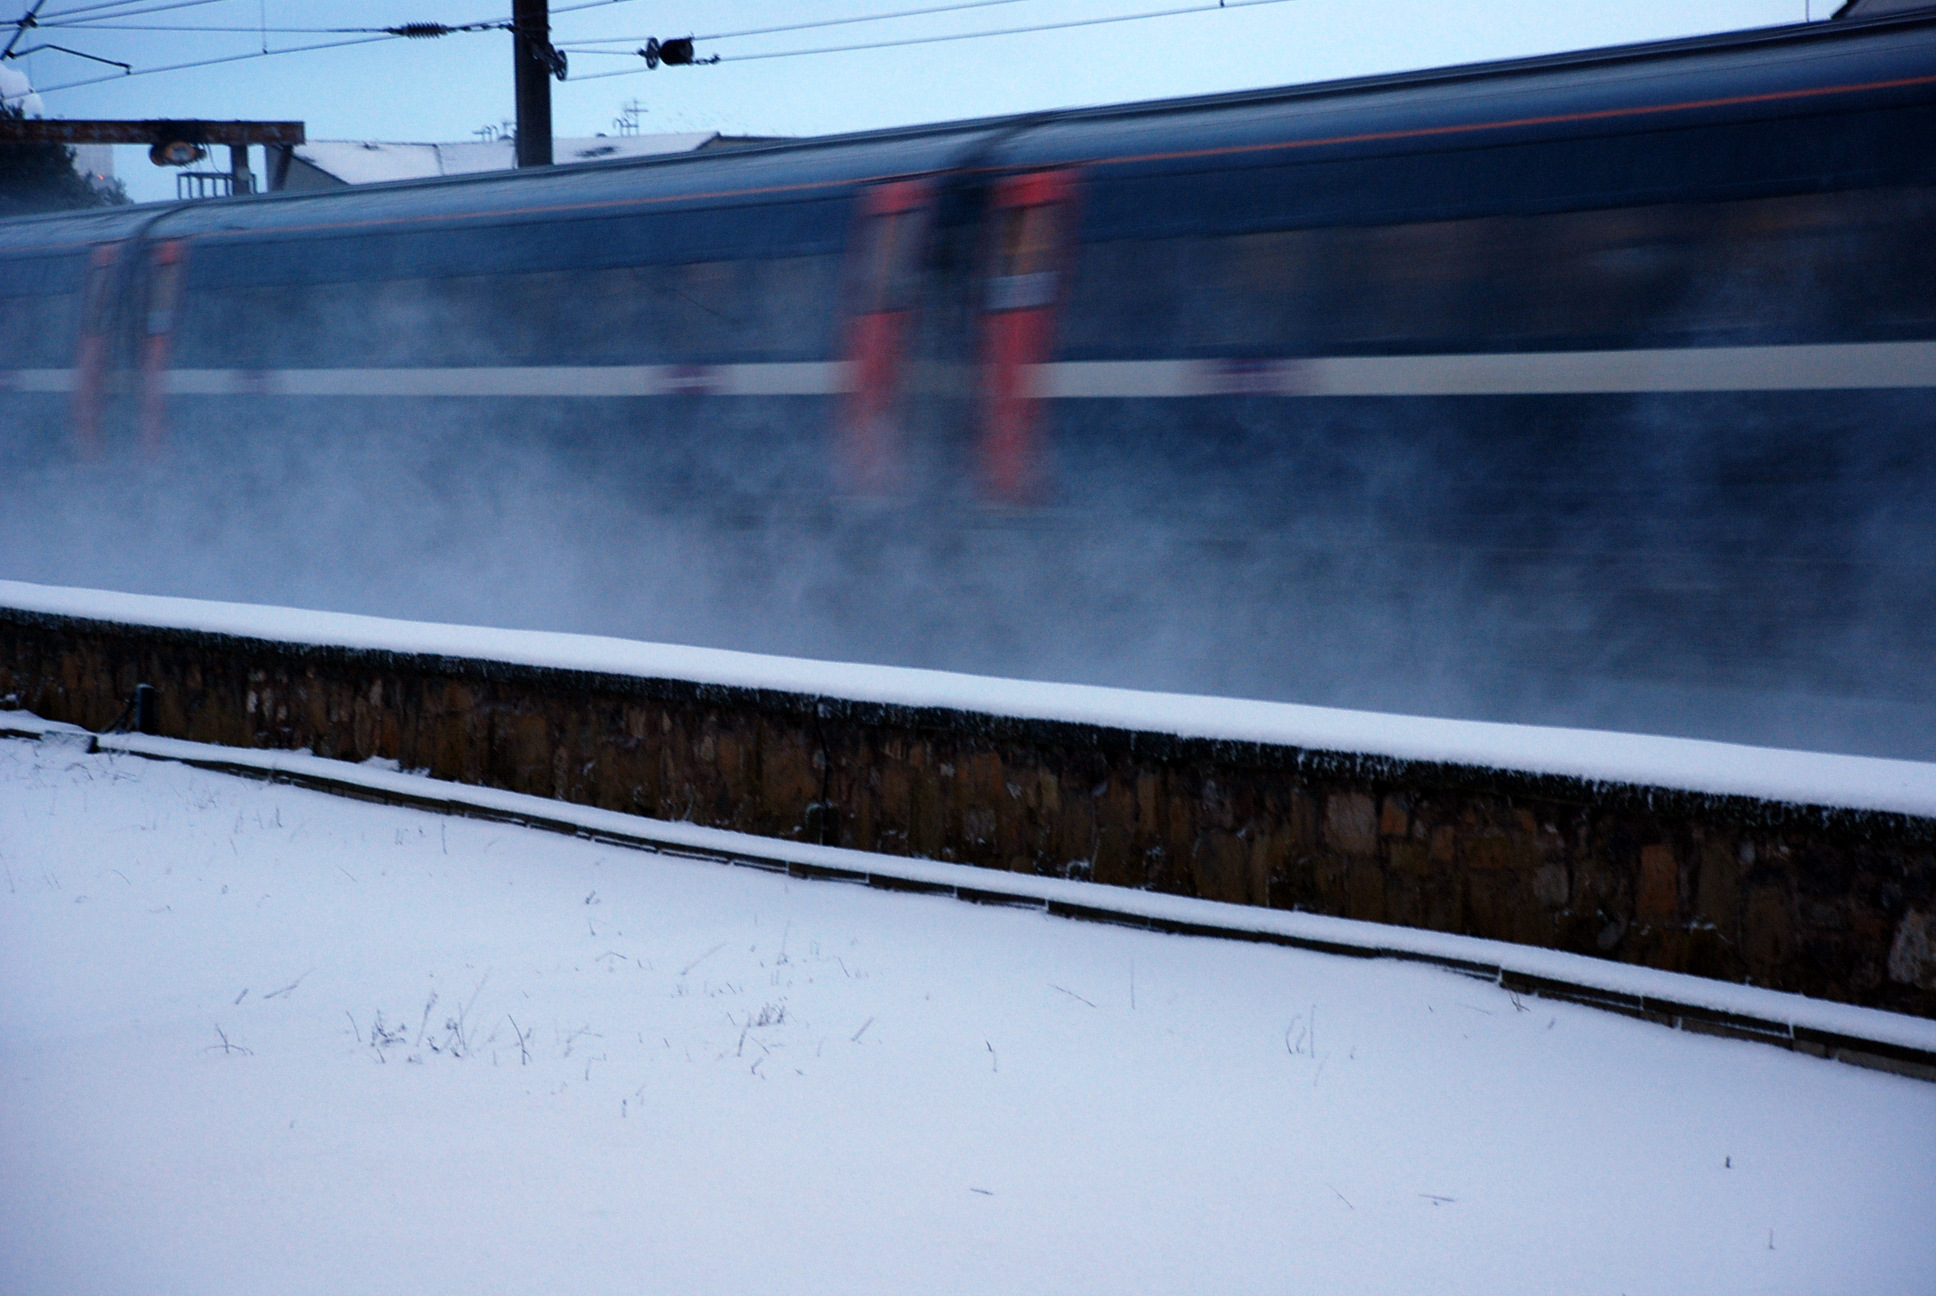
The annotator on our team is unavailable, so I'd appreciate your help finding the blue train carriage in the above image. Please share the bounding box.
[0,126,957,492]
[1,7,1932,710]
[1004,10,1936,697]
[4,13,1932,494]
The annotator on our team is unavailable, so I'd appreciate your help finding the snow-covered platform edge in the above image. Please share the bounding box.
[5,708,1932,1079]
[5,579,1935,820]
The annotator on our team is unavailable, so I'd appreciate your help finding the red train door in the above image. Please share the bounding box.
[70,242,122,455]
[136,239,188,456]
[837,178,934,496]
[977,169,1077,505]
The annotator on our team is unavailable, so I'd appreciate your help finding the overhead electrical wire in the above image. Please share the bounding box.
[565,0,1303,81]
[17,0,1299,97]
[29,0,230,24]
[28,20,492,33]
[34,0,1035,36]
[11,0,529,90]
[28,0,634,22]
[13,2,579,94]
[30,20,486,32]
[567,0,1040,46]
[546,0,653,16]
[29,3,504,33]
[25,32,398,92]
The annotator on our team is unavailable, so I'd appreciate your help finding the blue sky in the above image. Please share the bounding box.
[7,0,1823,201]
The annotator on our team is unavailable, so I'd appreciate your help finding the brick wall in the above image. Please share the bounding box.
[4,605,1932,1017]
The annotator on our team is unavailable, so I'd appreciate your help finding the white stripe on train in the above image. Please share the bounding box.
[5,340,1934,399]
[1040,342,1936,397]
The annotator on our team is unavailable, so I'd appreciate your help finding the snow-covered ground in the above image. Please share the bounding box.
[2,736,1932,1296]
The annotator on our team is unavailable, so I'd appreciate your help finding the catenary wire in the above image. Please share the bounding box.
[30,0,230,23]
[29,0,649,29]
[15,0,643,94]
[35,0,636,20]
[26,31,398,93]
[23,0,1294,97]
[567,0,1040,45]
[38,0,1037,36]
[29,20,489,31]
[565,0,1302,80]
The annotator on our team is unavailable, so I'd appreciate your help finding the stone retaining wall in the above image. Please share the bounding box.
[4,605,1932,1018]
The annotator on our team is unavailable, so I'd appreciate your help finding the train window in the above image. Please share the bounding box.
[1167,183,1936,357]
[664,260,746,357]
[739,254,842,359]
[144,243,186,338]
[79,244,120,339]
[1058,237,1191,358]
[0,292,76,367]
[995,203,1057,278]
[0,254,87,368]
[168,252,845,370]
[985,202,1062,312]
[855,206,926,315]
[173,282,301,368]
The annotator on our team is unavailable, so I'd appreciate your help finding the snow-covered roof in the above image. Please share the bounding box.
[291,132,720,185]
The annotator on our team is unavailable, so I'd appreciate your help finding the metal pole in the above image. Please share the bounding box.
[229,142,252,194]
[512,0,552,168]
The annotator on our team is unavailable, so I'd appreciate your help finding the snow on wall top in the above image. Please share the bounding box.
[293,133,719,184]
[5,578,1934,820]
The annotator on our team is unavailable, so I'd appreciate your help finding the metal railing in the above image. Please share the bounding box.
[175,170,237,200]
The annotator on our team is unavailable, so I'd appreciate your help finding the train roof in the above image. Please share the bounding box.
[3,8,1934,257]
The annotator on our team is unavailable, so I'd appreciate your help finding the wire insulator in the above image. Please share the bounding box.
[639,37,716,68]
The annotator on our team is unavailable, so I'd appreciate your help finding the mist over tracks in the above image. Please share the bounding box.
[5,395,1932,762]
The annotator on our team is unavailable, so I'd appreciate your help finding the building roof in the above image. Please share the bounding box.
[291,133,721,185]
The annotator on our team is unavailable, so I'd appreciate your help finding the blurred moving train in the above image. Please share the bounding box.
[3,9,1935,756]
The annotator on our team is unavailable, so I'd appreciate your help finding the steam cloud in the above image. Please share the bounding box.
[3,388,1930,763]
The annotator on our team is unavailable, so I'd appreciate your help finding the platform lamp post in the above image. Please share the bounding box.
[512,0,553,167]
